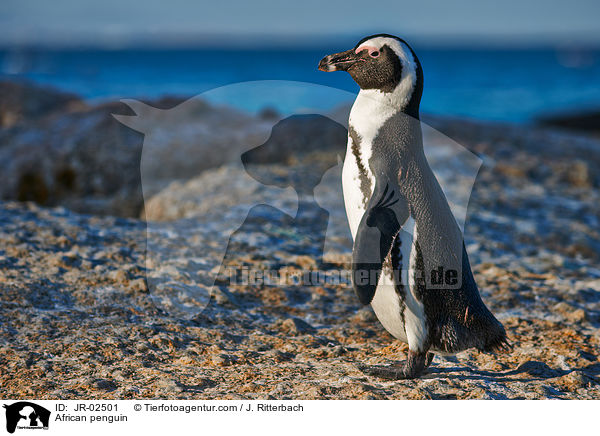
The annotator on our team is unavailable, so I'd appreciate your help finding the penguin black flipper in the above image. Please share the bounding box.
[352,177,409,305]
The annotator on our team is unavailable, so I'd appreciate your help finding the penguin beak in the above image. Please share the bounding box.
[318,49,360,72]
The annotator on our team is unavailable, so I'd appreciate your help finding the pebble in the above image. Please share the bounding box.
[212,354,235,366]
[280,317,316,335]
[109,269,128,283]
[156,378,184,393]
[128,278,148,293]
[95,379,118,391]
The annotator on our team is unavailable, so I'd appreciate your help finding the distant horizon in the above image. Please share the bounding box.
[2,32,600,51]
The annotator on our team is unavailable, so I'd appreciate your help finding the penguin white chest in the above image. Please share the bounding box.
[341,138,370,239]
[342,92,389,238]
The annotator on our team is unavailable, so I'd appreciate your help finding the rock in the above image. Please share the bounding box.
[156,378,184,394]
[280,317,317,335]
[568,309,587,323]
[135,343,150,353]
[536,109,600,135]
[294,255,316,269]
[567,160,592,187]
[329,345,346,357]
[407,387,433,400]
[143,114,346,222]
[95,379,118,391]
[109,269,129,284]
[553,160,593,188]
[555,371,595,390]
[553,302,587,323]
[128,278,148,293]
[212,354,235,366]
[0,81,85,128]
[0,100,144,216]
[265,350,294,363]
[494,162,529,179]
[0,83,282,218]
[240,114,346,167]
[143,166,273,221]
[515,360,560,378]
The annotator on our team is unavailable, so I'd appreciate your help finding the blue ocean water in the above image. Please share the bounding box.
[1,47,599,122]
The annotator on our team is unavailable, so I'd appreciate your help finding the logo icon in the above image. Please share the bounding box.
[3,402,50,434]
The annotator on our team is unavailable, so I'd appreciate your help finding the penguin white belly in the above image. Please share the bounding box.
[370,281,408,343]
[342,144,428,350]
[370,223,428,350]
[341,138,367,240]
[341,138,408,344]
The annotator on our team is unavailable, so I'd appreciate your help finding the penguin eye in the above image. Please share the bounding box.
[370,51,380,58]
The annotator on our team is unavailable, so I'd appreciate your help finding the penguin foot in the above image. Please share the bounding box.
[358,350,430,380]
[357,363,412,380]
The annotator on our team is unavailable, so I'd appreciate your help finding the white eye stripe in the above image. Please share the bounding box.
[355,45,380,58]
[357,37,414,67]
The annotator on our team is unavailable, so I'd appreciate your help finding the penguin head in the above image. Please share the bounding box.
[319,34,423,109]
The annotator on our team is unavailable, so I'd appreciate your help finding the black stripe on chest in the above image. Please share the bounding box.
[348,125,372,208]
[390,234,406,327]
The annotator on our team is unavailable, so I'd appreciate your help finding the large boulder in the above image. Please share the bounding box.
[0,80,85,128]
[536,109,600,135]
[0,101,145,217]
[0,84,276,217]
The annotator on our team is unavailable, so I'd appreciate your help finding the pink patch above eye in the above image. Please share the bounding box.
[355,45,380,57]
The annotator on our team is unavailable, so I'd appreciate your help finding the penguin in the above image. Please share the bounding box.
[318,34,507,379]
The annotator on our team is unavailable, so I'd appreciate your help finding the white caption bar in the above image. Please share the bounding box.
[0,399,594,436]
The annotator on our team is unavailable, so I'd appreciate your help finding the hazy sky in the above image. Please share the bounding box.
[1,0,599,46]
